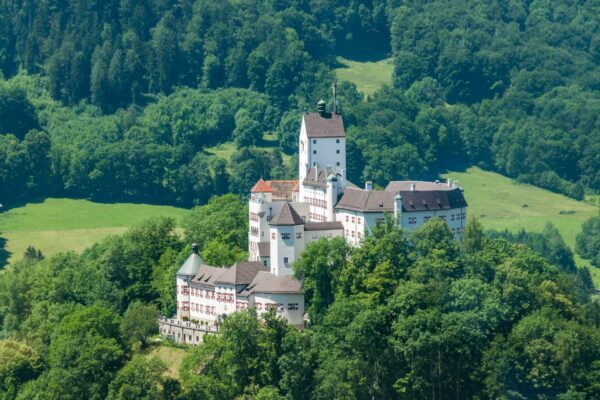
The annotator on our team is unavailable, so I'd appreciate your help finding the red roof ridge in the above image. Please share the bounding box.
[251,178,274,193]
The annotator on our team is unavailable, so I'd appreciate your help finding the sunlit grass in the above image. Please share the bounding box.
[0,198,188,265]
[334,56,394,97]
[442,167,599,286]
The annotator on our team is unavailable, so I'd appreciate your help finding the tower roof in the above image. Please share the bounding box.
[177,244,205,276]
[303,113,345,138]
[269,202,304,226]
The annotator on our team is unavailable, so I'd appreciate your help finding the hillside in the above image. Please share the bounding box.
[0,198,187,266]
[334,57,394,97]
[442,167,600,285]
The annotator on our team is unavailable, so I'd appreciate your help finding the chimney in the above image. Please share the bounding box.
[191,243,199,254]
[332,82,338,114]
[411,183,416,192]
[317,99,326,116]
[365,181,373,191]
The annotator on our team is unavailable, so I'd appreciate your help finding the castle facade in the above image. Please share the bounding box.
[160,97,468,345]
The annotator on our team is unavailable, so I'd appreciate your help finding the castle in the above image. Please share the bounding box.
[160,92,468,344]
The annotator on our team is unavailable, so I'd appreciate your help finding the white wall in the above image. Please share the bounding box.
[304,228,344,245]
[299,117,346,192]
[250,292,305,328]
[176,275,191,319]
[248,197,284,260]
[188,285,219,324]
[270,224,304,276]
[336,210,367,245]
[400,207,467,238]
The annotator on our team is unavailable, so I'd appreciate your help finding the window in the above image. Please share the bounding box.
[336,162,340,166]
[424,216,431,222]
[263,260,267,266]
[336,139,340,143]
[346,215,349,222]
[440,215,447,221]
[358,217,361,224]
[408,217,417,224]
[351,230,355,237]
[351,216,355,223]
[336,149,340,154]
[288,303,299,310]
[345,229,349,236]
[284,257,289,264]
[281,232,290,240]
[296,232,303,239]
[451,214,455,221]
[312,139,316,144]
[313,150,316,154]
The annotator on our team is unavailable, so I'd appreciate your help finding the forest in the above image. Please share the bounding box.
[1,0,600,399]
[1,0,600,207]
[1,204,599,399]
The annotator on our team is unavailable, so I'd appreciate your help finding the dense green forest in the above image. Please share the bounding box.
[1,207,598,399]
[1,0,600,207]
[2,1,600,398]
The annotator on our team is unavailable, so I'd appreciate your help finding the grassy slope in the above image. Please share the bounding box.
[0,198,188,265]
[442,167,600,285]
[334,57,394,97]
[144,344,187,379]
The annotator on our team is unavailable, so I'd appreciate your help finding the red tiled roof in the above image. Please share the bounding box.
[251,179,299,200]
[251,178,274,193]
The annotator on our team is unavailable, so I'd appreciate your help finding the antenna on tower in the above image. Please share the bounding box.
[332,81,338,114]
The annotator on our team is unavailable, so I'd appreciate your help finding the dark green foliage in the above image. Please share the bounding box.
[488,223,576,273]
[121,302,159,349]
[106,356,167,400]
[0,84,38,138]
[385,0,600,198]
[576,213,600,268]
[182,194,248,266]
[1,211,599,399]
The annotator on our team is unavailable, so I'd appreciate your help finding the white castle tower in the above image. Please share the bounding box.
[298,84,347,221]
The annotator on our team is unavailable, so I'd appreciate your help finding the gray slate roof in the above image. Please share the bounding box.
[177,252,205,276]
[269,202,305,226]
[302,167,328,189]
[257,242,270,257]
[242,271,303,295]
[385,181,468,211]
[336,183,468,213]
[304,221,344,231]
[214,261,268,286]
[190,265,226,287]
[335,187,395,213]
[303,113,345,138]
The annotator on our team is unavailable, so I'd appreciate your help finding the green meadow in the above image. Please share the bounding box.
[334,56,394,97]
[442,167,600,285]
[0,198,188,265]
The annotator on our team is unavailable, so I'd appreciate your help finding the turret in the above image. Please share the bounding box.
[326,173,338,221]
[394,193,403,227]
[269,203,305,277]
[176,243,204,319]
